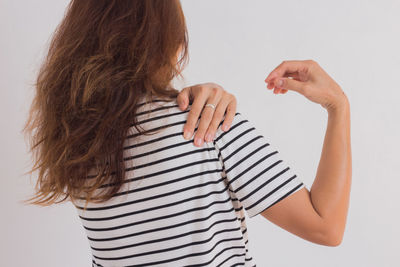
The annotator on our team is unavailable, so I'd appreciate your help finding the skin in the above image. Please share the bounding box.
[262,60,352,246]
[177,83,237,146]
[175,46,237,147]
[175,53,352,246]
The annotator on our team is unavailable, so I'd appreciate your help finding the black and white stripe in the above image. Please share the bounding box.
[75,96,305,266]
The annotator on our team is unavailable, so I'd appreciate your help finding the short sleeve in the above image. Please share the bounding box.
[213,111,306,218]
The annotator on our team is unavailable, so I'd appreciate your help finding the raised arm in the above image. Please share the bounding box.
[261,60,352,247]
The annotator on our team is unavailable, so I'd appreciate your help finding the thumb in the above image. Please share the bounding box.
[177,87,190,110]
[275,78,305,94]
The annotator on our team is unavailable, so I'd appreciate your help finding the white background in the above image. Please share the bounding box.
[1,0,399,266]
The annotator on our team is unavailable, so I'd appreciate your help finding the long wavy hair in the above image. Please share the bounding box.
[21,0,189,209]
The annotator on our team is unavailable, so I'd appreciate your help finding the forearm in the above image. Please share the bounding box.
[310,97,352,244]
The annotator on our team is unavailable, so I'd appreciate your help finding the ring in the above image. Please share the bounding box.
[205,103,216,110]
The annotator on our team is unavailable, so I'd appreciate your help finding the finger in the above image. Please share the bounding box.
[176,87,191,110]
[274,77,306,94]
[203,95,232,142]
[221,98,237,132]
[182,89,208,141]
[273,79,291,94]
[265,60,310,84]
[266,72,301,89]
[265,60,302,82]
[193,93,222,146]
[204,103,227,142]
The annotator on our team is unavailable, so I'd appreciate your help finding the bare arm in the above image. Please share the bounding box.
[310,97,352,245]
[260,60,352,246]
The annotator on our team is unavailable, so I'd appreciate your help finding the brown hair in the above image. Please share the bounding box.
[21,0,189,209]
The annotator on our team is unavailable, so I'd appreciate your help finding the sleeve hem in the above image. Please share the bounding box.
[246,182,306,218]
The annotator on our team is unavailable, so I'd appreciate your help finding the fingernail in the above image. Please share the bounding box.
[277,79,283,87]
[183,131,191,140]
[195,137,203,146]
[205,133,212,142]
[222,125,228,131]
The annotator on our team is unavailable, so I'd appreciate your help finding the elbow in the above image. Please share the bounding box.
[325,232,343,247]
[316,213,347,247]
[323,225,344,247]
[306,220,343,247]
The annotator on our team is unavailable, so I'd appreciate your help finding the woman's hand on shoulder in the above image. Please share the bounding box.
[176,83,237,147]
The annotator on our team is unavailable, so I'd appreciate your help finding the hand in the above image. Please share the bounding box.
[176,83,237,147]
[264,60,348,111]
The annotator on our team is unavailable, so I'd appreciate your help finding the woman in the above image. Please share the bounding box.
[23,1,352,266]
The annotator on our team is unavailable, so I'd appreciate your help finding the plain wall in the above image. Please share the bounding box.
[1,0,399,266]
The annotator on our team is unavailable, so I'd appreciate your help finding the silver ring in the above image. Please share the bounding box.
[205,103,216,110]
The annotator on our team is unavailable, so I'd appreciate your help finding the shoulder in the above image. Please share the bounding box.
[213,111,252,145]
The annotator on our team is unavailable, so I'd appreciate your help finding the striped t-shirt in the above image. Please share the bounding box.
[73,95,306,267]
